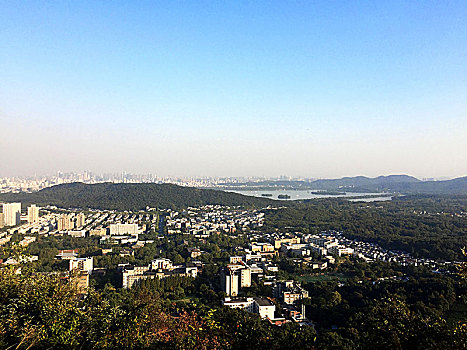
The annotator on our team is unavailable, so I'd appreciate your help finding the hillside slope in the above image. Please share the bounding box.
[0,182,274,210]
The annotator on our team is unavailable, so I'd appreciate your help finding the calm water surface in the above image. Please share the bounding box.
[224,189,392,202]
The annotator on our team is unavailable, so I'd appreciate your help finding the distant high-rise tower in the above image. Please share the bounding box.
[0,213,4,228]
[2,203,21,226]
[27,205,39,224]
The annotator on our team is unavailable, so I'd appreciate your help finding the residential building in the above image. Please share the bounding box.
[222,297,276,320]
[109,223,139,235]
[56,249,79,260]
[187,247,202,258]
[89,228,107,236]
[57,214,74,231]
[229,256,243,264]
[274,237,301,250]
[328,245,354,256]
[69,257,94,274]
[250,242,274,253]
[121,259,196,289]
[221,267,239,296]
[223,297,255,312]
[73,272,89,294]
[254,297,276,320]
[151,258,173,270]
[185,263,198,278]
[68,230,86,238]
[121,265,151,289]
[274,280,309,304]
[75,213,85,228]
[3,202,21,226]
[27,204,39,223]
[239,266,251,287]
[19,236,36,247]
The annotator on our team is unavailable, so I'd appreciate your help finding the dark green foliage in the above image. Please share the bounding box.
[263,195,467,260]
[347,297,465,350]
[0,182,274,211]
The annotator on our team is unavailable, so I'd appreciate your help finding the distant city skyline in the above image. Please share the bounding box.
[0,170,459,182]
[1,1,466,178]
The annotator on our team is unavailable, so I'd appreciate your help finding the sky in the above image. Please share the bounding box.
[1,1,466,179]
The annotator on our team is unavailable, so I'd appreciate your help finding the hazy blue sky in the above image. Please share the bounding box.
[1,1,466,178]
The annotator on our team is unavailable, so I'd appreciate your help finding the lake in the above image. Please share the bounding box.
[224,189,392,202]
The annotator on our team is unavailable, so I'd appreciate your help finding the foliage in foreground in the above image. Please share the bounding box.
[1,267,466,350]
[0,268,317,349]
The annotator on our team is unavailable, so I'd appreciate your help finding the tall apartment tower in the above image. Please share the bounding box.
[27,205,39,224]
[75,213,85,228]
[2,203,21,226]
[221,267,239,297]
[0,213,4,228]
[57,214,74,231]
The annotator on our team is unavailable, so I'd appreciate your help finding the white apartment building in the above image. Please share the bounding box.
[2,202,21,226]
[223,297,276,320]
[27,205,39,223]
[151,258,173,270]
[68,230,86,238]
[109,223,139,235]
[227,263,252,288]
[223,297,255,312]
[328,245,354,256]
[254,298,276,320]
[69,257,94,274]
[223,269,239,296]
[75,213,85,228]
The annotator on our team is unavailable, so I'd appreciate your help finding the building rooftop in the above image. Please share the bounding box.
[254,297,274,306]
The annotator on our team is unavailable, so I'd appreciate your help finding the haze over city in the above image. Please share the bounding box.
[1,1,466,178]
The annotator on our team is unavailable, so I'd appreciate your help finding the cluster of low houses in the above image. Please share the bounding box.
[165,205,265,235]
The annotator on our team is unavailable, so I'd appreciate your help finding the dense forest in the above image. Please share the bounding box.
[0,182,274,211]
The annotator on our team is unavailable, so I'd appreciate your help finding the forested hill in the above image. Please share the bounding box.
[0,182,274,211]
[396,176,467,194]
[310,175,421,191]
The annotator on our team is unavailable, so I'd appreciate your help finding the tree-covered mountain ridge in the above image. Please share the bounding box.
[0,182,274,211]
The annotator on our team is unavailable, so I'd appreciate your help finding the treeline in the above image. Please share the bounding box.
[263,195,467,260]
[1,264,466,349]
[0,268,316,349]
[0,182,274,211]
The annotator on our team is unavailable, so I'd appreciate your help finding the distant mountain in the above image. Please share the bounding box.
[0,183,274,211]
[309,175,421,191]
[388,176,467,194]
[310,175,467,194]
[219,175,467,195]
